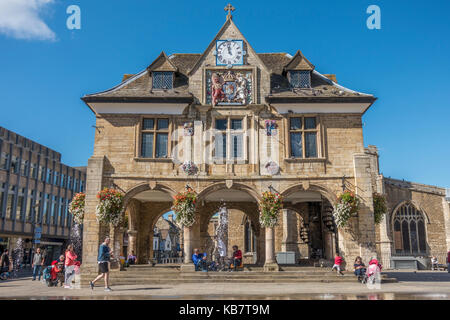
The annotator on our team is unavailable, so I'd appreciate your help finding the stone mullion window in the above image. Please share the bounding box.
[140,117,171,159]
[288,115,319,159]
[213,117,247,163]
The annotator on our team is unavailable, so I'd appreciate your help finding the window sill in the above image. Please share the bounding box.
[284,157,326,163]
[134,157,173,162]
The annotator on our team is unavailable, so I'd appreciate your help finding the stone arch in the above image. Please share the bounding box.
[280,183,338,206]
[123,181,176,208]
[199,202,261,236]
[196,181,261,203]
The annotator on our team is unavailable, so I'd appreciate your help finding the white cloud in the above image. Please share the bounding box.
[0,0,56,41]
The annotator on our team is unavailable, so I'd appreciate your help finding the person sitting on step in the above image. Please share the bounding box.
[230,245,242,272]
[192,248,207,271]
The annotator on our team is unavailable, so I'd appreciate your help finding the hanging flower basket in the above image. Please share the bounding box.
[259,191,283,228]
[333,190,360,228]
[69,192,85,225]
[180,160,198,176]
[373,193,387,224]
[172,188,197,227]
[96,188,124,227]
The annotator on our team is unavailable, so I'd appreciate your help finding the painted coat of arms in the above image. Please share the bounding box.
[206,70,252,106]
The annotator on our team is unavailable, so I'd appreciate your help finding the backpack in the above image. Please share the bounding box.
[43,266,52,280]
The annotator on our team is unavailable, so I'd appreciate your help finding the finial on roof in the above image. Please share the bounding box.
[224,3,235,20]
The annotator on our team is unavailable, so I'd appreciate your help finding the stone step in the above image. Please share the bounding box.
[84,277,397,285]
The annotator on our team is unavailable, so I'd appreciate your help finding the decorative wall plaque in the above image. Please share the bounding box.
[265,120,278,136]
[206,70,252,106]
[265,161,280,175]
[183,122,194,136]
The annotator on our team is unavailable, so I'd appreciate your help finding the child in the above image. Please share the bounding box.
[331,252,344,275]
[56,255,65,286]
[366,259,382,285]
[431,256,438,271]
[49,260,61,287]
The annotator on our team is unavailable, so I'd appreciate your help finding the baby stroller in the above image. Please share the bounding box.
[362,259,382,285]
[43,261,60,287]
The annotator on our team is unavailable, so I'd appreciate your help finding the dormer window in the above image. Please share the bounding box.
[289,70,311,88]
[152,71,173,89]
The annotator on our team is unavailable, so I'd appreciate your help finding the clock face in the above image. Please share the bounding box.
[216,40,243,66]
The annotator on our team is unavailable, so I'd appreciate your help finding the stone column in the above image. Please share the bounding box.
[80,156,105,285]
[442,197,450,251]
[180,226,195,272]
[377,176,392,269]
[127,229,138,257]
[353,153,377,263]
[263,227,279,271]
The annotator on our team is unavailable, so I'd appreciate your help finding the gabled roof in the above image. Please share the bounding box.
[147,51,178,72]
[187,18,270,76]
[283,50,315,71]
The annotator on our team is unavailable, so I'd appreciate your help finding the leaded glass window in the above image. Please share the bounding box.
[289,71,311,88]
[393,203,427,255]
[152,72,173,89]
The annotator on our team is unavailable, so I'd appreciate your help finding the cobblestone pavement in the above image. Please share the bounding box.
[0,271,449,300]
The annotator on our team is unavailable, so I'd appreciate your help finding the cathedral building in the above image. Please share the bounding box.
[80,6,450,276]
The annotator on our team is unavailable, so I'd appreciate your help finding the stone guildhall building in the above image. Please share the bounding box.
[80,6,450,276]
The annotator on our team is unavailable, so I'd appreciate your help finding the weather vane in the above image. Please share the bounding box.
[224,3,235,20]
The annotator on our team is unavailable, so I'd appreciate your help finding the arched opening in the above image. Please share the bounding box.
[121,183,174,264]
[392,202,428,256]
[152,212,182,264]
[197,185,264,266]
[281,185,337,262]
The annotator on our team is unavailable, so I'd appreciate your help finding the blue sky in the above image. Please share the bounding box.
[0,0,449,187]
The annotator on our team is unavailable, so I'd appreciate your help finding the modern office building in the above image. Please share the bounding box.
[0,126,86,264]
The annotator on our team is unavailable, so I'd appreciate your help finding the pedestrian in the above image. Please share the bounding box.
[331,252,344,275]
[89,236,113,292]
[57,255,65,286]
[447,251,450,273]
[64,244,77,288]
[230,245,242,272]
[353,256,366,281]
[0,249,10,278]
[31,248,44,281]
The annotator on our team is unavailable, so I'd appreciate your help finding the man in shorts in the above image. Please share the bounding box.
[89,237,113,291]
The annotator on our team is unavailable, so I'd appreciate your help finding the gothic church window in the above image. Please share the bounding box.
[393,203,427,255]
[141,118,170,158]
[289,116,318,158]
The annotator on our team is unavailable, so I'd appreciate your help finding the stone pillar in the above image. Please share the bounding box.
[109,225,121,258]
[442,197,450,251]
[263,227,279,271]
[377,175,392,269]
[80,156,105,285]
[127,230,138,257]
[181,226,195,272]
[352,153,377,263]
